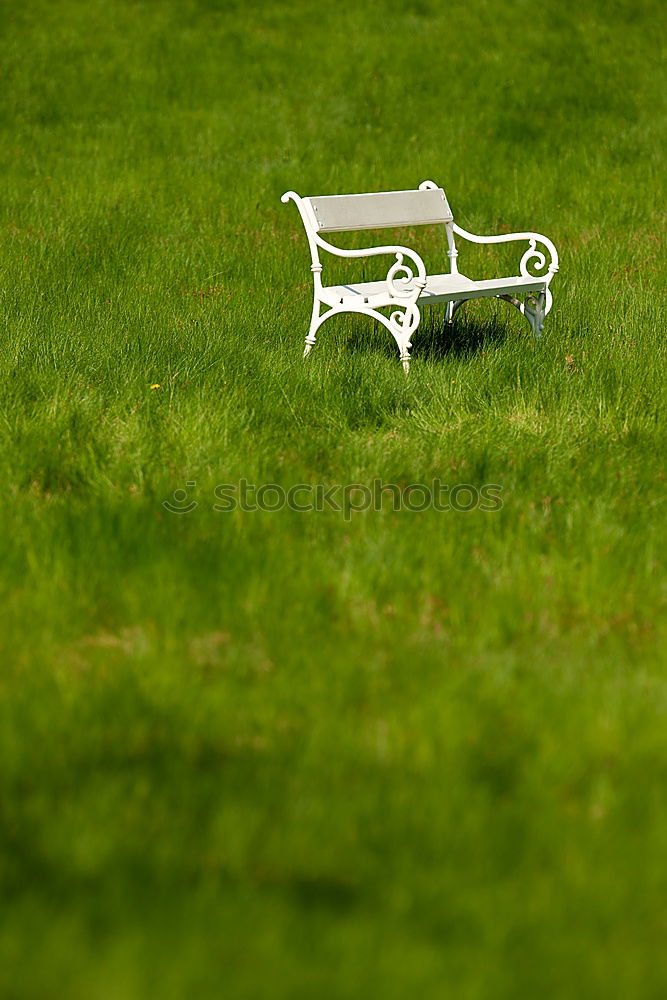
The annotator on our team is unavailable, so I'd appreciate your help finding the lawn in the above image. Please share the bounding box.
[1,0,666,996]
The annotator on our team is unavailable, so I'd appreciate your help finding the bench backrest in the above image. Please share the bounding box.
[306,187,453,233]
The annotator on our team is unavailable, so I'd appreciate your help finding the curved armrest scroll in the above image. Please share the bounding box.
[314,234,427,299]
[452,224,559,281]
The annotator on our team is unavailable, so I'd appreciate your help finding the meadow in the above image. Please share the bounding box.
[1,0,666,996]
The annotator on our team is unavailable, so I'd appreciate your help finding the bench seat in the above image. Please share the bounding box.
[323,272,547,306]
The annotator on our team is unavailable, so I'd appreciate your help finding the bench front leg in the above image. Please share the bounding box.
[303,264,324,357]
[388,301,421,373]
[304,243,426,371]
[304,292,422,372]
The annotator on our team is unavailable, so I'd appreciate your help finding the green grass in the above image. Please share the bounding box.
[1,0,667,996]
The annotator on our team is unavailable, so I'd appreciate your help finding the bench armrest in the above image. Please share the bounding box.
[314,235,427,298]
[281,189,426,298]
[452,224,559,282]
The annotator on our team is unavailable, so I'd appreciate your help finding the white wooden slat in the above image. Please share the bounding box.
[323,272,547,305]
[307,188,453,233]
[417,274,546,304]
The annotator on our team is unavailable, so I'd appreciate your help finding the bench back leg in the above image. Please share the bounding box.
[523,291,547,338]
[496,290,551,338]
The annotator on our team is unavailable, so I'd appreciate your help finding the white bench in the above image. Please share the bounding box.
[281,181,559,372]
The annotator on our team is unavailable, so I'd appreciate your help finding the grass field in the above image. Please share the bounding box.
[1,0,666,996]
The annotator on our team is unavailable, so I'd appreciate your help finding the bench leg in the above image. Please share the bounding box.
[300,300,421,372]
[497,291,548,338]
[445,299,464,326]
[303,298,321,358]
[523,291,547,338]
[389,303,420,374]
